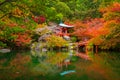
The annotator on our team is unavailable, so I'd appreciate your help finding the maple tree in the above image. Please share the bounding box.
[73,20,88,41]
[73,2,120,50]
[14,33,31,47]
[32,16,46,24]
[0,15,36,48]
[73,18,106,41]
[91,2,120,49]
[100,3,120,49]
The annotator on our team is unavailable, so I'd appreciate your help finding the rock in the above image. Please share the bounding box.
[0,49,11,53]
[63,35,70,40]
[42,48,47,52]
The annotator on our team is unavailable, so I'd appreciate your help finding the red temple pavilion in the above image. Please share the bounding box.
[57,23,74,38]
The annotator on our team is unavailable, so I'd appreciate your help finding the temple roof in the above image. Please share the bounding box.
[59,23,74,28]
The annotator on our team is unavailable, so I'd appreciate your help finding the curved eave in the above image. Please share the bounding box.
[59,23,74,28]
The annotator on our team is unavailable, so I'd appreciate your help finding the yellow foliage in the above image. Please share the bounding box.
[104,20,118,29]
[89,37,104,45]
[1,17,18,27]
[103,12,120,21]
[36,23,47,28]
[12,7,23,17]
[46,35,68,47]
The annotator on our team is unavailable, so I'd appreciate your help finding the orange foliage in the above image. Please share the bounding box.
[74,20,87,30]
[104,20,117,28]
[99,7,108,13]
[12,7,23,17]
[64,20,74,26]
[10,54,31,66]
[85,18,106,37]
[73,20,88,40]
[14,33,31,46]
[8,23,18,27]
[97,26,110,35]
[98,2,120,49]
[109,2,120,12]
[73,18,106,40]
[20,25,26,28]
[99,2,120,13]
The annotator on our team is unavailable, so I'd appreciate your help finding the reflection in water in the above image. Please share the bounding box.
[31,50,73,74]
[0,52,31,79]
[75,50,95,61]
[76,51,120,80]
[0,50,120,80]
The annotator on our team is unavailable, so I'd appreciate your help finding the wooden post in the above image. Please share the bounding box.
[59,47,61,51]
[65,28,67,34]
[95,45,98,53]
[92,45,94,53]
[50,47,53,51]
[85,45,88,53]
[77,43,79,52]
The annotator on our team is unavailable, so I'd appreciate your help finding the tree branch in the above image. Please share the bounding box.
[0,0,11,6]
[0,12,11,19]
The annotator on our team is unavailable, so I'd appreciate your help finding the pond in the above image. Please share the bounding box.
[0,50,120,80]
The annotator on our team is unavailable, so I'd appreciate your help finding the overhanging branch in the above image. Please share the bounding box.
[0,12,11,19]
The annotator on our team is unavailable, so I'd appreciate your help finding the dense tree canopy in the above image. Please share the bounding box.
[0,0,120,50]
[73,2,120,50]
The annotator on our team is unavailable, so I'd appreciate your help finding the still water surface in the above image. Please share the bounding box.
[0,50,120,80]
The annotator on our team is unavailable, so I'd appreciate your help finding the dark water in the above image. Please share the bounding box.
[0,50,120,80]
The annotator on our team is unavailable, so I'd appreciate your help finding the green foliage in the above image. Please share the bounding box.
[103,12,120,21]
[71,56,79,62]
[68,0,102,20]
[99,2,120,49]
[45,7,57,21]
[35,27,50,36]
[0,0,120,50]
[55,2,72,19]
[99,0,120,8]
[46,35,68,48]
[101,23,120,49]
[55,13,63,23]
[1,26,24,39]
[0,41,7,48]
[71,36,77,42]
[0,0,102,21]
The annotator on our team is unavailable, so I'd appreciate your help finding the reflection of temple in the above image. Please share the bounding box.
[56,23,74,40]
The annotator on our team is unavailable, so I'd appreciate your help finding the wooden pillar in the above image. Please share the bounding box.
[91,45,94,53]
[85,45,94,53]
[85,45,88,53]
[59,47,61,51]
[77,43,79,52]
[65,28,67,34]
[50,47,53,51]
[95,45,98,53]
